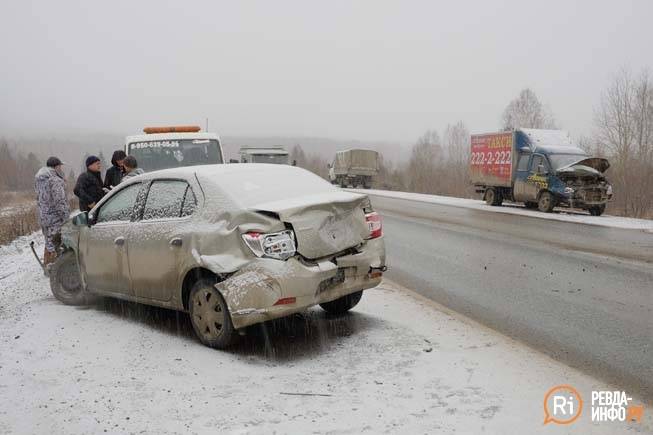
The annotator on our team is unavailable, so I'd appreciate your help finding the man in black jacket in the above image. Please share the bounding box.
[104,150,126,189]
[74,156,105,212]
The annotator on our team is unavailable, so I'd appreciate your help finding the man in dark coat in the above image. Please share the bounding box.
[35,157,70,266]
[104,150,126,189]
[74,155,105,212]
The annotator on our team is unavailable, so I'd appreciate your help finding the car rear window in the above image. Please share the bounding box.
[209,166,337,208]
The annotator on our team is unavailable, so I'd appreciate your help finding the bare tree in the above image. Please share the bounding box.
[594,68,653,217]
[501,88,556,130]
[289,144,328,179]
[376,155,406,191]
[441,121,471,197]
[406,130,441,193]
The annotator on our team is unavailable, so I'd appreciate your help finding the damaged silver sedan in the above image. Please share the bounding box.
[50,164,386,348]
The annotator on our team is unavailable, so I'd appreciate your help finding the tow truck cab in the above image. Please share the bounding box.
[125,125,225,172]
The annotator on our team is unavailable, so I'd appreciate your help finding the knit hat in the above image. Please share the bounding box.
[85,155,101,167]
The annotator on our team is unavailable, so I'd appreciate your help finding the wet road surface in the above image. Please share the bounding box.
[369,194,653,400]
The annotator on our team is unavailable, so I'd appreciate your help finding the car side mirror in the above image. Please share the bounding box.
[72,211,90,227]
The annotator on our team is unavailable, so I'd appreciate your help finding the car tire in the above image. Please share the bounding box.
[485,188,503,206]
[49,250,91,305]
[538,191,556,213]
[319,290,363,315]
[588,204,606,216]
[188,279,236,349]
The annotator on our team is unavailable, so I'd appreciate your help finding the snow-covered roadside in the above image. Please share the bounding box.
[1,235,651,434]
[350,189,653,232]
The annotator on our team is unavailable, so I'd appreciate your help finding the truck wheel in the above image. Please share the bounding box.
[538,191,556,213]
[588,204,606,216]
[485,188,503,206]
[189,279,236,349]
[49,250,91,305]
[320,291,363,315]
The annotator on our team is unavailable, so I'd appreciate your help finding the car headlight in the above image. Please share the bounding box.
[242,230,296,260]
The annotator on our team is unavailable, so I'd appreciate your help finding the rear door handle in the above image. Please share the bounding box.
[114,237,125,246]
[170,238,183,247]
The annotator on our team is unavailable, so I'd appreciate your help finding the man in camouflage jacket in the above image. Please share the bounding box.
[34,157,70,266]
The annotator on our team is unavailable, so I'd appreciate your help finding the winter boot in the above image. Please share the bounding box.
[43,249,56,276]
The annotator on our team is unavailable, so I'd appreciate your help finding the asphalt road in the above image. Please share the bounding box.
[367,194,653,401]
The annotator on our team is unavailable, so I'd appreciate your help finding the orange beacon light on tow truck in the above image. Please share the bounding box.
[143,125,201,134]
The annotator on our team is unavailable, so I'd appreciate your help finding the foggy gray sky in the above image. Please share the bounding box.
[1,0,651,143]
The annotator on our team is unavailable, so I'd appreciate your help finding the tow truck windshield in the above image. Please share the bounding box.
[127,139,223,171]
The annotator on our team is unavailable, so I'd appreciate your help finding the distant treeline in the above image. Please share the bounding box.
[0,141,78,194]
[291,68,653,219]
[2,68,651,220]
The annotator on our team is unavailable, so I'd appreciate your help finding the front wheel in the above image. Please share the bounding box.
[320,291,363,315]
[49,250,91,305]
[538,191,556,213]
[189,279,236,349]
[588,204,606,216]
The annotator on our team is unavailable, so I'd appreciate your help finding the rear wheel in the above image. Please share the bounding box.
[189,279,235,349]
[320,291,363,315]
[538,191,556,213]
[49,250,90,305]
[485,188,503,206]
[588,204,606,216]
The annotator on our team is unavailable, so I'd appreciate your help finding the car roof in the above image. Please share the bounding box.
[138,163,303,181]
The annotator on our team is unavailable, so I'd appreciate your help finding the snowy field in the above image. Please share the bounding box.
[350,189,653,232]
[1,234,651,434]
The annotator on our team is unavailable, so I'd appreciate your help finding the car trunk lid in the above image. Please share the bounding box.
[251,191,369,259]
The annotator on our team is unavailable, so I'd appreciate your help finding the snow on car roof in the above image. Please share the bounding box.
[142,163,361,209]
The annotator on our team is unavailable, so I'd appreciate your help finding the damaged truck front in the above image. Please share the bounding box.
[470,129,613,215]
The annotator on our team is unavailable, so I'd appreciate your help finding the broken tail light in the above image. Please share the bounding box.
[242,230,296,260]
[365,212,382,239]
[273,297,296,306]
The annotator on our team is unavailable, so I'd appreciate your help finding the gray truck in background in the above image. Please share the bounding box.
[328,149,380,189]
[238,146,290,165]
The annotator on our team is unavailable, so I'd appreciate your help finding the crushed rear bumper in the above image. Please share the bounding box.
[216,237,386,329]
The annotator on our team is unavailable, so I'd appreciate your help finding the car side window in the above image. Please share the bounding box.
[96,183,141,223]
[181,186,197,217]
[517,154,530,171]
[142,180,190,220]
[530,155,544,172]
